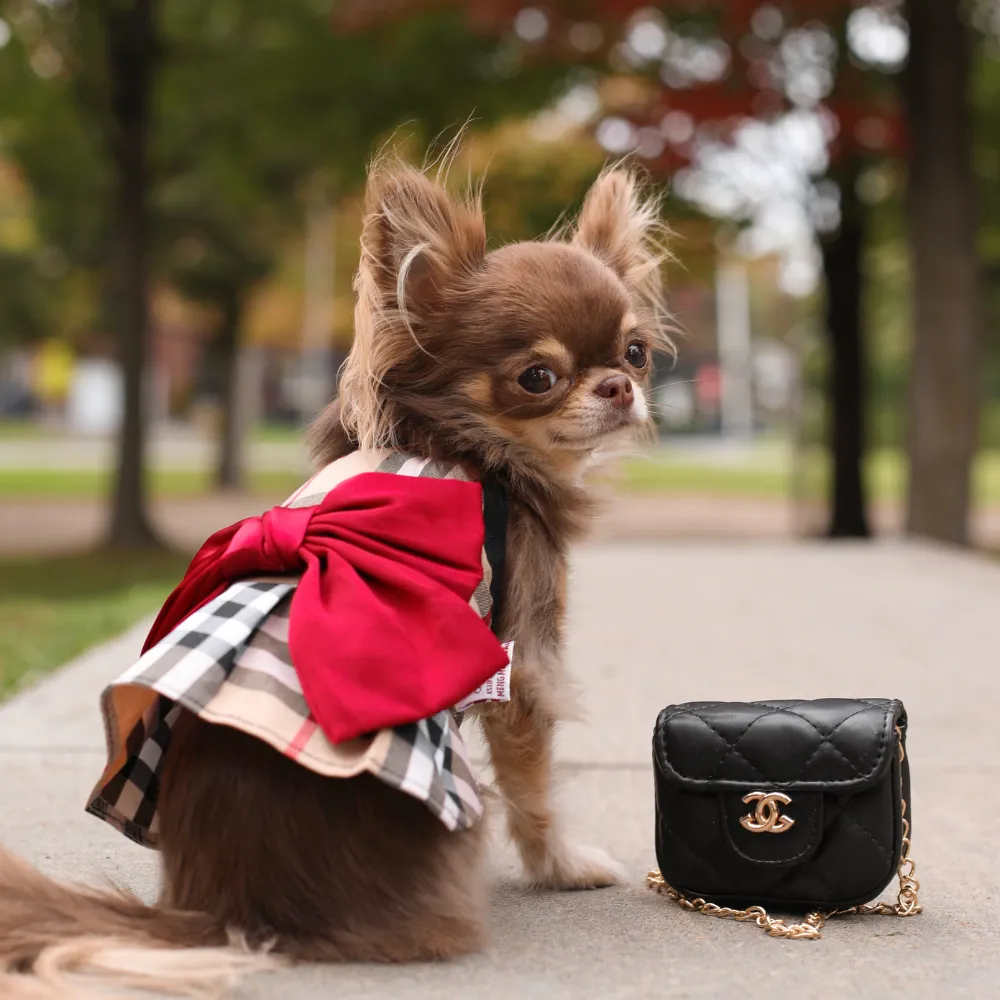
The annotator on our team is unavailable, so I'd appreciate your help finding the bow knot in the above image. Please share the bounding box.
[228,504,313,574]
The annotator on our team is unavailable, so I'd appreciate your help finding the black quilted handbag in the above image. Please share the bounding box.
[648,699,921,938]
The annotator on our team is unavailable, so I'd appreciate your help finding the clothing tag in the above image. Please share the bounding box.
[454,641,513,712]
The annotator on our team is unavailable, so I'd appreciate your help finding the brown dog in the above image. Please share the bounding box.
[0,156,670,998]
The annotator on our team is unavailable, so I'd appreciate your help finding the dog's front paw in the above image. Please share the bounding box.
[532,844,625,891]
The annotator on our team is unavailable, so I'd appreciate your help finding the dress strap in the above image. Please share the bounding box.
[480,473,508,637]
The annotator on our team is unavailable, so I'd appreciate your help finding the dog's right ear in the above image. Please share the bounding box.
[337,160,486,454]
[360,161,486,328]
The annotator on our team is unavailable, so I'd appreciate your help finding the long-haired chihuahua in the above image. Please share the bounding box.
[0,154,671,999]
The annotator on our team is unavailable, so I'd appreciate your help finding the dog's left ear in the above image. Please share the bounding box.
[572,167,666,311]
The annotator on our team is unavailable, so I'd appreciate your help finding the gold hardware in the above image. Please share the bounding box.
[648,725,921,939]
[739,791,795,834]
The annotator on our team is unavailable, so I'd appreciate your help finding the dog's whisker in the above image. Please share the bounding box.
[648,377,698,392]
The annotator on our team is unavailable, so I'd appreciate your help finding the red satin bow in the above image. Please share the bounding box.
[144,472,509,743]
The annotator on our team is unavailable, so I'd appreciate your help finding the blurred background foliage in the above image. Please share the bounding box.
[0,0,1000,543]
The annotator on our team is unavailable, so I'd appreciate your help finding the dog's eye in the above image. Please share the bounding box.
[625,343,648,369]
[518,367,557,394]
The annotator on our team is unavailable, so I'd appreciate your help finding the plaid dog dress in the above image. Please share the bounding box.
[86,451,510,848]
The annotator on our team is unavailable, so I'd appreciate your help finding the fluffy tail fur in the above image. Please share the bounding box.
[0,845,277,1000]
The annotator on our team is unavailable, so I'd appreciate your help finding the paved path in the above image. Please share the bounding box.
[1,541,999,997]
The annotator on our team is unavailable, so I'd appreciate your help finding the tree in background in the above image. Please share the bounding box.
[0,0,160,545]
[427,0,984,544]
[605,0,981,544]
[0,0,991,545]
[157,2,573,490]
[532,1,902,539]
[975,8,1000,452]
[103,0,159,546]
[903,0,982,545]
[0,0,575,533]
[0,4,111,382]
[0,162,56,350]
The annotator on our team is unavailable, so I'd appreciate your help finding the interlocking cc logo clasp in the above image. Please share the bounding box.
[739,791,795,834]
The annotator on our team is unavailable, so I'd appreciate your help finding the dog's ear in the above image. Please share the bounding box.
[338,160,486,453]
[360,161,486,324]
[572,167,666,308]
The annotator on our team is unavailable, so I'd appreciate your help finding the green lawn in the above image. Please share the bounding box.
[0,549,190,700]
[4,449,1000,505]
[617,458,789,497]
[618,448,1000,506]
[0,418,304,442]
[0,468,302,499]
[0,420,54,440]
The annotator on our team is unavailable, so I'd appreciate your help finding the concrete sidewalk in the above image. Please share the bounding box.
[1,541,999,997]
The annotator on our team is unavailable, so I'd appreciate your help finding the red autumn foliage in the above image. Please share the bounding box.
[332,0,903,171]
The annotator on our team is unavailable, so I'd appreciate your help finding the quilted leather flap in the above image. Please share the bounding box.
[654,698,905,792]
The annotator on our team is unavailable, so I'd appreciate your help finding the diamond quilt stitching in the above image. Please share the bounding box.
[699,702,861,783]
[658,807,728,882]
[700,703,800,782]
[657,700,895,787]
[821,794,893,861]
[672,711,771,783]
[783,704,880,781]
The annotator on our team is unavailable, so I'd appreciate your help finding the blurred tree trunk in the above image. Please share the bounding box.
[821,164,870,538]
[105,0,160,548]
[299,179,336,422]
[903,0,982,545]
[215,288,247,491]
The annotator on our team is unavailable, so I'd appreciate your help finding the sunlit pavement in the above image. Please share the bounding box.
[1,541,998,997]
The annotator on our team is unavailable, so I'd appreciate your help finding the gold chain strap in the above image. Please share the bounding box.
[647,726,922,940]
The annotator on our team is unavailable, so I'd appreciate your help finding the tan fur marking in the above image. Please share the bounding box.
[531,337,573,367]
[461,372,493,407]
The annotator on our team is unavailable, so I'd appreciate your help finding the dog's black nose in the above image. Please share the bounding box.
[594,375,634,409]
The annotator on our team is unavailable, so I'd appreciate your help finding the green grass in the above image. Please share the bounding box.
[618,448,1000,506]
[254,422,309,443]
[0,549,190,700]
[0,418,305,443]
[619,459,788,497]
[0,468,302,499]
[0,420,53,440]
[4,449,1000,505]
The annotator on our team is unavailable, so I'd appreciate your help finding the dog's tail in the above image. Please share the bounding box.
[0,844,278,999]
